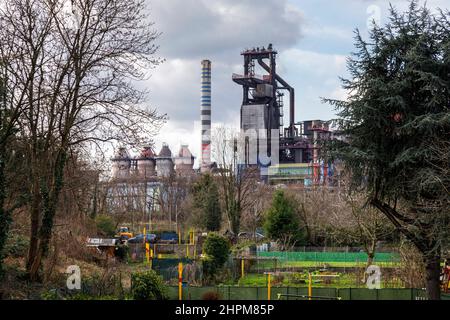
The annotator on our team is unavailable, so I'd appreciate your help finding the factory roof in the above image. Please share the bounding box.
[111,147,130,161]
[138,146,155,159]
[177,145,194,159]
[158,143,172,158]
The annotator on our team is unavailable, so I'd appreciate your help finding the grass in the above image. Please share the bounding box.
[252,260,400,269]
[235,272,404,289]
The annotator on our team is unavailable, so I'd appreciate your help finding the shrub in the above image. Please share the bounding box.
[203,233,230,267]
[114,244,129,262]
[263,190,304,248]
[131,270,168,300]
[191,174,222,231]
[201,291,221,300]
[202,233,230,282]
[4,234,29,257]
[95,215,116,237]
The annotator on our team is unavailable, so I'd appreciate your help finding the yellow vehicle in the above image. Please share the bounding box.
[116,226,133,240]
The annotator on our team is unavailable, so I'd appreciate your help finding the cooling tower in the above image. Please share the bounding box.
[174,144,195,173]
[136,146,156,178]
[111,147,131,180]
[156,143,174,178]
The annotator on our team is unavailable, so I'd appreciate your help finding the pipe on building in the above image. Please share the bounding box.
[257,58,295,137]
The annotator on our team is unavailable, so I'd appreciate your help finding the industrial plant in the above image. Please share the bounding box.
[110,144,195,180]
[232,44,336,186]
[109,44,338,187]
[105,44,340,222]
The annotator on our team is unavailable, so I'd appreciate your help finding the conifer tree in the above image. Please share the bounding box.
[324,1,450,299]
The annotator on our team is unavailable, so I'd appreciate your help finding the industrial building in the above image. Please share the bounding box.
[106,144,195,221]
[110,143,195,180]
[232,44,336,186]
[200,60,212,173]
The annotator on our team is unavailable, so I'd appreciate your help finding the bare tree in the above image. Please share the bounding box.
[338,192,395,267]
[0,0,165,280]
[154,173,191,231]
[211,125,258,240]
[240,183,271,239]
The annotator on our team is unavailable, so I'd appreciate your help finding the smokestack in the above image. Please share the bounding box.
[200,60,211,173]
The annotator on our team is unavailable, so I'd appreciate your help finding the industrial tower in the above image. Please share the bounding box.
[200,60,212,173]
[232,44,333,185]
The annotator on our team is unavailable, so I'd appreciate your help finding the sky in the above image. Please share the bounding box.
[137,0,448,168]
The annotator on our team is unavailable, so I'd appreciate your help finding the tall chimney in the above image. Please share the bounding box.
[201,60,211,173]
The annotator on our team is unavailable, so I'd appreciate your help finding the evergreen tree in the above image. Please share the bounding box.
[324,1,450,299]
[192,174,222,231]
[264,190,302,248]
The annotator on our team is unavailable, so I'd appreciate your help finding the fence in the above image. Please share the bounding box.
[128,243,200,262]
[257,251,399,263]
[166,286,433,300]
[152,258,203,282]
[262,246,399,253]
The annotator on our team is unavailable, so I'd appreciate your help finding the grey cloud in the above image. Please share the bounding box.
[144,0,305,128]
[148,0,304,60]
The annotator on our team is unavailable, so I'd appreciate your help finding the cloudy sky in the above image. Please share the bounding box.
[141,0,447,167]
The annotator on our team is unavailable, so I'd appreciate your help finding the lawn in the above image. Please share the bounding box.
[236,272,404,289]
[250,259,400,270]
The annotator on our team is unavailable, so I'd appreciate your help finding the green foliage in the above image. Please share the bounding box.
[41,289,59,300]
[263,190,303,246]
[131,270,168,300]
[4,233,28,258]
[322,1,450,214]
[322,1,450,298]
[203,233,230,267]
[192,174,222,231]
[95,215,116,237]
[202,233,230,280]
[66,293,118,300]
[114,244,129,261]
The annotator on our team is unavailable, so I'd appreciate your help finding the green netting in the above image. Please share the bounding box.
[377,288,413,300]
[167,286,428,300]
[346,288,378,300]
[441,293,450,300]
[167,286,179,300]
[313,287,338,299]
[257,251,399,263]
[152,258,194,280]
[229,287,260,300]
[186,286,217,300]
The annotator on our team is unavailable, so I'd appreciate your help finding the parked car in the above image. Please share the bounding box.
[157,231,178,244]
[127,233,158,244]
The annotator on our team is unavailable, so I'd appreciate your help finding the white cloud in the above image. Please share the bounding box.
[143,0,306,159]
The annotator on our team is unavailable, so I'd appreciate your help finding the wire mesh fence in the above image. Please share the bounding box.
[256,251,399,263]
[166,285,431,300]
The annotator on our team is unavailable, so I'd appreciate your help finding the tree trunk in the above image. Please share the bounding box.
[28,150,67,281]
[26,186,40,272]
[424,254,441,300]
[366,239,376,268]
[0,151,11,276]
